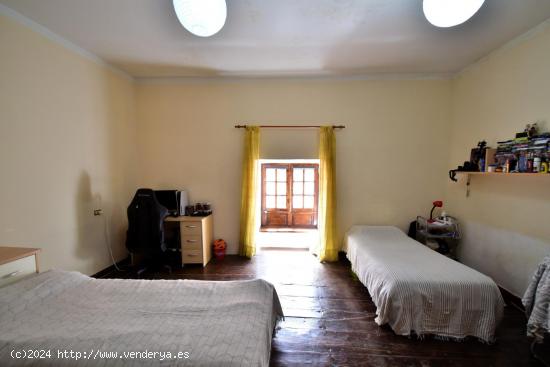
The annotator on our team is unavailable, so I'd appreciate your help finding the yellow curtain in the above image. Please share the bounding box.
[318,126,338,262]
[239,126,260,258]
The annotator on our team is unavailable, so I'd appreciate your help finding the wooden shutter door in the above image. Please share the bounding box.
[290,164,318,228]
[261,164,291,227]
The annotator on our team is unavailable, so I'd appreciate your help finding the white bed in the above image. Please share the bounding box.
[344,225,504,343]
[0,270,283,366]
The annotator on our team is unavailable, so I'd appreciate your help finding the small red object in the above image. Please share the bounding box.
[213,239,226,260]
[430,200,443,221]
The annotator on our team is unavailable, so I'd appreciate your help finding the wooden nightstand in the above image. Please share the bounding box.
[0,246,40,287]
[165,215,213,267]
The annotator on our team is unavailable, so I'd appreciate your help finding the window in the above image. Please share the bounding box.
[261,163,318,229]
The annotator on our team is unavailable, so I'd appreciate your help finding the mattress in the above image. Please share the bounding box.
[0,270,283,366]
[344,225,504,342]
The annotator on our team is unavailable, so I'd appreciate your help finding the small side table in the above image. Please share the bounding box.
[0,246,40,287]
[165,215,213,267]
[415,216,461,259]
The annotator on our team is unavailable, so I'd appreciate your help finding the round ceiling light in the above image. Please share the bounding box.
[173,0,227,37]
[423,0,485,28]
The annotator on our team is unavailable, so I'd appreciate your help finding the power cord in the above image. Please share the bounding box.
[101,210,122,271]
[96,206,128,273]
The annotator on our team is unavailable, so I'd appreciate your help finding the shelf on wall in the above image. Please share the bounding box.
[457,172,550,177]
[456,171,550,197]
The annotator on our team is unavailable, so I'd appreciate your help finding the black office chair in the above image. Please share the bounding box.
[126,188,170,276]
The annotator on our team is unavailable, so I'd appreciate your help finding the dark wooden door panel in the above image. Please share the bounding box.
[264,210,289,227]
[292,212,316,228]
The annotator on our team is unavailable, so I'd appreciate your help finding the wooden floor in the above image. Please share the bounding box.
[99,250,541,367]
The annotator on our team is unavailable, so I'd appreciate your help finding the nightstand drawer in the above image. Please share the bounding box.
[171,215,212,267]
[180,222,202,235]
[181,250,203,263]
[181,235,202,250]
[0,255,36,288]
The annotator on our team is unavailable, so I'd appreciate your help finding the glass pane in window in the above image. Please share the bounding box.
[293,168,303,181]
[276,195,286,209]
[304,195,314,208]
[304,181,314,195]
[304,168,315,181]
[266,168,276,181]
[277,168,287,181]
[277,182,286,195]
[293,196,303,209]
[266,182,275,195]
[293,181,303,195]
[266,195,275,208]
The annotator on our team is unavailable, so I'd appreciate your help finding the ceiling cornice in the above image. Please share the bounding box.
[135,72,454,85]
[454,17,550,79]
[1,2,548,83]
[0,3,134,82]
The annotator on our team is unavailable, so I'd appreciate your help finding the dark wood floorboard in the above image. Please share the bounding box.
[98,250,541,367]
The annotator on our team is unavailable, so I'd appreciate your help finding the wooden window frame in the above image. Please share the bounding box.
[260,163,319,230]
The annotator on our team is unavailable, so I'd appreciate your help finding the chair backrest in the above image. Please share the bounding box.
[126,188,169,256]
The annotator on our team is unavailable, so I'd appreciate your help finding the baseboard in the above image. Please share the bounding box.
[260,247,309,251]
[499,286,525,312]
[92,257,130,278]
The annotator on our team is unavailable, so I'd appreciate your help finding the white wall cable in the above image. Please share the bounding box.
[102,210,122,272]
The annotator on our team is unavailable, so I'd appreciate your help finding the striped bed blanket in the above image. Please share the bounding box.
[522,254,550,343]
[344,225,504,342]
[0,270,283,366]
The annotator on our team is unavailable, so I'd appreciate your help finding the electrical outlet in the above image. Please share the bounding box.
[93,209,103,216]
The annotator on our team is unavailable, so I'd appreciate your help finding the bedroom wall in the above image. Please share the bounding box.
[135,78,452,254]
[0,13,138,274]
[445,21,550,297]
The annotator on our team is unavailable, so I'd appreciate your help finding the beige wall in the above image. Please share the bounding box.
[445,23,550,297]
[0,14,138,274]
[136,79,452,254]
[3,4,547,297]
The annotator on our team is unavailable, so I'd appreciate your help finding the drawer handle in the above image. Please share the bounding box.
[186,254,198,257]
[186,239,198,243]
[185,225,198,228]
[2,270,20,279]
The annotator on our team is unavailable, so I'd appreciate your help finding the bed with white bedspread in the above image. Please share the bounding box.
[0,270,283,366]
[344,225,504,342]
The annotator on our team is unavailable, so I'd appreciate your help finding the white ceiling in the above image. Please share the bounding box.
[2,0,550,78]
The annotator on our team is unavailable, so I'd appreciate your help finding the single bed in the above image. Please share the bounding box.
[344,225,504,343]
[0,270,283,366]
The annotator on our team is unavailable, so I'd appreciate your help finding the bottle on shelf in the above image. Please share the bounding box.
[533,157,541,173]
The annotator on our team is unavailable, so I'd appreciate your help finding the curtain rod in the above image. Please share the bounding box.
[234,124,345,129]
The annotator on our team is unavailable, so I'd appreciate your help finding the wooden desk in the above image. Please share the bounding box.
[0,246,40,287]
[165,215,213,267]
